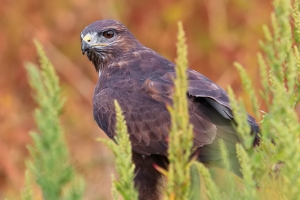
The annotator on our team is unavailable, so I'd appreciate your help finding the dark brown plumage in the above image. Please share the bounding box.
[80,19,260,200]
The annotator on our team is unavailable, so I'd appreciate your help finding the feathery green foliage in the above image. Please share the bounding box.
[227,87,252,150]
[25,40,85,200]
[236,144,257,200]
[234,62,260,118]
[195,163,221,200]
[163,21,194,200]
[98,100,138,200]
[225,0,300,199]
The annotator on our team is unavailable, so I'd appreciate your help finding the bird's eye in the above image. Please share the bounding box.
[102,30,114,39]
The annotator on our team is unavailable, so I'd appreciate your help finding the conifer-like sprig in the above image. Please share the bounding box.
[228,0,300,199]
[164,21,194,200]
[98,100,138,200]
[25,40,85,200]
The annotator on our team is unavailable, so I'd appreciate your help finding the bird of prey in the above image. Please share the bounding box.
[80,20,260,200]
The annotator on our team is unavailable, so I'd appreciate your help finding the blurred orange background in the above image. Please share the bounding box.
[0,0,272,199]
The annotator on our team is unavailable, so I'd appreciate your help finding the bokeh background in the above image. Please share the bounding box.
[1,0,273,199]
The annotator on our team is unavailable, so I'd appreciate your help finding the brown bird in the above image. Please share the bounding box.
[80,19,260,200]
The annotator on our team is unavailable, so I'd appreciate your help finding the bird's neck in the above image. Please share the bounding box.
[94,44,145,74]
[92,52,114,73]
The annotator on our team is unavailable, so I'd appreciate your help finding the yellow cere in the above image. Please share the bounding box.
[83,34,92,42]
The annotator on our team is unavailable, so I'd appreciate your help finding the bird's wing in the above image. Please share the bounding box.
[140,68,260,151]
[93,81,171,156]
[136,69,221,152]
[187,69,260,134]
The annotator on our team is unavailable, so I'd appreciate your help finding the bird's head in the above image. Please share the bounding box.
[80,19,142,72]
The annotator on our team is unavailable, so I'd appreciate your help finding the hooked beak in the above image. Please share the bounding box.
[81,41,89,55]
[81,33,108,55]
[81,34,93,55]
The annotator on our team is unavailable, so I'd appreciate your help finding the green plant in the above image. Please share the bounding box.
[163,21,195,200]
[198,0,300,199]
[97,100,138,200]
[22,40,85,200]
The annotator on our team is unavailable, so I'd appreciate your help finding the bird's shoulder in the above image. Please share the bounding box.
[110,48,175,76]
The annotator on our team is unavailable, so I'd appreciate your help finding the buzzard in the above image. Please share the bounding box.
[80,20,260,200]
